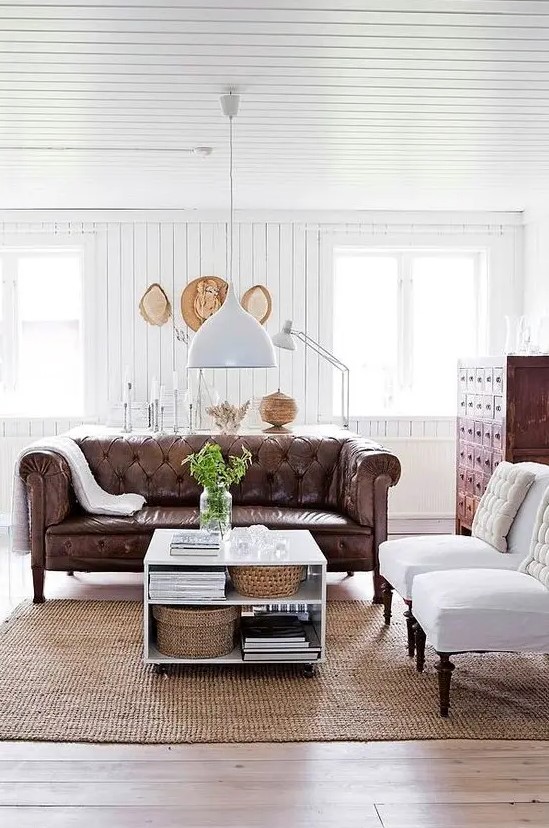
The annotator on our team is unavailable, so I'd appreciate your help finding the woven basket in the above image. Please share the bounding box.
[153,605,240,659]
[228,565,303,598]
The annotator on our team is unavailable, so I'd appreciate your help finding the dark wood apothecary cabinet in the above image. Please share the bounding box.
[456,356,549,534]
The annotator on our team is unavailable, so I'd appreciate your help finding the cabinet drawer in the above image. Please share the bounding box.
[457,466,467,491]
[475,368,485,394]
[466,369,476,391]
[465,496,475,523]
[483,367,494,393]
[466,419,475,440]
[466,469,475,494]
[492,450,503,472]
[457,491,466,522]
[482,422,492,447]
[474,394,484,418]
[473,420,483,443]
[494,368,504,394]
[458,393,467,416]
[466,394,476,415]
[458,442,467,466]
[483,395,494,419]
[466,444,475,468]
[494,395,504,421]
[474,446,484,471]
[458,419,467,440]
[492,425,503,450]
[474,471,484,499]
[482,447,493,475]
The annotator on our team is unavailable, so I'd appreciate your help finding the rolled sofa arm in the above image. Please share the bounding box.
[338,437,401,529]
[19,451,74,564]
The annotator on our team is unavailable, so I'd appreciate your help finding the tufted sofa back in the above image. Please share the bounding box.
[74,432,348,509]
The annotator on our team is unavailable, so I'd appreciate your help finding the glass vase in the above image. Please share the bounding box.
[199,486,232,538]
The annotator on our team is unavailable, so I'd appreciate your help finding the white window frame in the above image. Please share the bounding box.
[322,240,489,420]
[0,235,96,418]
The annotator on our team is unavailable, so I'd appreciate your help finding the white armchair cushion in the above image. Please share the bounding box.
[379,535,524,601]
[472,461,535,552]
[507,462,549,555]
[412,569,549,653]
[519,485,549,588]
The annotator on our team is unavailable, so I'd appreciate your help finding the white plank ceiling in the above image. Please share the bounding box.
[1,0,549,209]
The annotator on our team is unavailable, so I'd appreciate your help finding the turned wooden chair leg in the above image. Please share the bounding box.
[32,566,45,604]
[346,571,355,577]
[67,570,74,577]
[415,622,426,673]
[382,580,393,625]
[404,605,416,657]
[435,653,455,717]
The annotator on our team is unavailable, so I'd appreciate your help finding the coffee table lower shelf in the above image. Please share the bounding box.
[146,642,323,673]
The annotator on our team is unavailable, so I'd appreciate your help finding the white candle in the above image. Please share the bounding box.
[159,384,166,406]
[172,370,179,391]
[150,377,159,403]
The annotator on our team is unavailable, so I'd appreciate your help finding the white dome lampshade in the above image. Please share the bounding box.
[187,283,277,368]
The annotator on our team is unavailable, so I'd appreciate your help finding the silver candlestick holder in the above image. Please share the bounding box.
[173,388,179,433]
[122,383,133,433]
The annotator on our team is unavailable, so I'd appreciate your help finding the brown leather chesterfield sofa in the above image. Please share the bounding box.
[18,429,400,605]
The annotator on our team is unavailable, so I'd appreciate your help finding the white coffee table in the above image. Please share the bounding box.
[143,528,327,676]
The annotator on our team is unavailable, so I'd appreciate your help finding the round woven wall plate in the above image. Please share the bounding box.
[241,284,272,325]
[138,283,172,326]
[181,276,228,331]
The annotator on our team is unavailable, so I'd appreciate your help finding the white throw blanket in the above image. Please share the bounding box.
[11,435,146,556]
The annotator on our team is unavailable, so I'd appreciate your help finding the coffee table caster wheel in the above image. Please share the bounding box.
[154,664,167,676]
[302,664,317,678]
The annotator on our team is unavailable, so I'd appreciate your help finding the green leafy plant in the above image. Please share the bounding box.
[183,442,252,533]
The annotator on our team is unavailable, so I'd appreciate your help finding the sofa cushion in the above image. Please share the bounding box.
[507,462,549,555]
[472,462,535,552]
[46,505,369,536]
[519,485,549,588]
[379,534,524,601]
[412,569,549,653]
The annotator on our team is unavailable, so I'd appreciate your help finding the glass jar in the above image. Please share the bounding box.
[199,485,232,538]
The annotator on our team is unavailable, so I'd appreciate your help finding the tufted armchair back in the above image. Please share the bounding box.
[74,432,347,509]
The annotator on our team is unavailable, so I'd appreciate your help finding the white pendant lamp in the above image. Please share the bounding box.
[187,93,277,369]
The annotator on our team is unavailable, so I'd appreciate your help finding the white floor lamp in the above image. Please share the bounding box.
[272,320,350,429]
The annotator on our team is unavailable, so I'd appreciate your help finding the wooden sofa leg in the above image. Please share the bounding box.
[404,606,416,658]
[372,569,384,605]
[382,580,393,624]
[32,566,45,604]
[435,653,455,717]
[346,570,355,577]
[415,622,426,672]
[67,570,74,577]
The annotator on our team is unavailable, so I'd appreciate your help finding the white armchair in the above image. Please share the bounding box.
[378,462,549,657]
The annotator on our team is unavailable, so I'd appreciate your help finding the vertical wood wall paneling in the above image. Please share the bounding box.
[277,223,294,399]
[251,223,268,403]
[120,223,134,407]
[185,222,202,405]
[292,224,307,421]
[172,222,188,384]
[265,223,280,399]
[133,223,148,401]
[106,223,122,405]
[238,222,254,408]
[305,225,320,424]
[159,222,174,399]
[94,223,109,420]
[146,223,161,392]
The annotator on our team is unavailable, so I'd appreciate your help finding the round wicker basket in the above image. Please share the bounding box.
[228,565,304,598]
[153,605,240,659]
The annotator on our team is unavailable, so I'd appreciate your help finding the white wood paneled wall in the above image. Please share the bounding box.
[0,208,523,526]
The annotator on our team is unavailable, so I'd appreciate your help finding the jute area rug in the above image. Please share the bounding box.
[1,599,548,743]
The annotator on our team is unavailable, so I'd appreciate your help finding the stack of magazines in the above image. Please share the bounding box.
[149,566,227,601]
[240,613,321,662]
[170,529,221,556]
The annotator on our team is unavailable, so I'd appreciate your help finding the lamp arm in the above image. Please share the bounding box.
[290,329,350,429]
[291,330,349,373]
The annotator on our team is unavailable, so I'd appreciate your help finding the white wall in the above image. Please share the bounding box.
[524,209,549,320]
[0,209,524,529]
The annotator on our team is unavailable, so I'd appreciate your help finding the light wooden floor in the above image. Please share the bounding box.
[1,549,549,827]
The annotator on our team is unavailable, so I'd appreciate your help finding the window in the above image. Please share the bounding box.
[333,248,486,416]
[0,248,84,416]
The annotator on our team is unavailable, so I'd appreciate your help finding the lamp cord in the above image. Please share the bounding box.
[229,111,233,284]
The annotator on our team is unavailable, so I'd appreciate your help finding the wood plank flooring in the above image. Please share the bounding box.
[0,557,548,826]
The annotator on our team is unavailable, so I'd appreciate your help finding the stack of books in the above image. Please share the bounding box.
[240,613,321,662]
[170,529,221,556]
[149,566,227,601]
